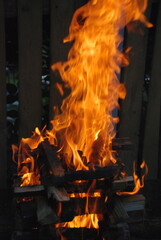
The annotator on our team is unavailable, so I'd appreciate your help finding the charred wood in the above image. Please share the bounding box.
[112,138,133,150]
[36,196,58,225]
[40,140,64,176]
[41,163,122,187]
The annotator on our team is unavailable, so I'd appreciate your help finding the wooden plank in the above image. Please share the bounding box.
[118,2,152,175]
[143,1,161,179]
[18,0,43,139]
[41,164,122,187]
[49,0,75,120]
[0,0,7,188]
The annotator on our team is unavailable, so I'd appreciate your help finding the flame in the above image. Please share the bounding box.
[12,127,44,186]
[69,192,101,198]
[55,214,102,229]
[14,0,150,186]
[117,161,148,196]
[49,0,151,171]
[13,0,151,230]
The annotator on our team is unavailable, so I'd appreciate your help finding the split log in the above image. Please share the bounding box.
[14,185,45,196]
[112,176,134,192]
[36,196,58,225]
[14,176,134,197]
[41,140,64,176]
[47,186,70,201]
[41,163,122,187]
[108,196,129,224]
[69,196,106,215]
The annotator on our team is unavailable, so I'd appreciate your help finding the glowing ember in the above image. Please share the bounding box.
[55,214,102,229]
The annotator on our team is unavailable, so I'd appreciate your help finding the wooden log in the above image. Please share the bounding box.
[0,0,7,189]
[69,196,106,215]
[47,186,70,201]
[14,185,45,196]
[108,196,129,224]
[18,0,43,139]
[49,0,75,120]
[118,2,152,175]
[36,196,58,225]
[41,140,65,176]
[41,164,122,187]
[143,1,161,179]
[14,175,134,197]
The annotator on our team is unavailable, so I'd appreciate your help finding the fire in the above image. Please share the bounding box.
[13,0,151,230]
[49,0,151,171]
[12,127,43,186]
[69,192,101,198]
[55,214,102,229]
[117,161,148,196]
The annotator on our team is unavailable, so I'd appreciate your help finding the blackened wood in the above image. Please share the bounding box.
[49,0,75,120]
[108,196,129,224]
[112,138,133,150]
[65,179,112,193]
[118,2,152,175]
[112,176,134,192]
[18,0,43,139]
[36,196,58,225]
[143,2,161,179]
[0,0,7,189]
[58,228,99,240]
[69,196,106,215]
[42,164,122,187]
[41,140,65,176]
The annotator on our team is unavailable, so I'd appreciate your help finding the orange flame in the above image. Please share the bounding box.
[14,0,151,229]
[69,192,101,198]
[49,0,151,171]
[12,127,44,186]
[117,161,148,196]
[55,214,102,229]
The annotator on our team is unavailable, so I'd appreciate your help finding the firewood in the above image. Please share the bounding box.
[69,196,106,215]
[112,176,134,192]
[14,185,45,196]
[41,163,122,187]
[36,196,58,225]
[108,196,129,224]
[47,186,70,201]
[41,140,64,176]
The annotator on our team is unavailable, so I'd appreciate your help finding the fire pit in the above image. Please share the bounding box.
[11,0,150,239]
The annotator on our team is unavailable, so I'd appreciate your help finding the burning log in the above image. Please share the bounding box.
[41,140,65,177]
[41,163,122,187]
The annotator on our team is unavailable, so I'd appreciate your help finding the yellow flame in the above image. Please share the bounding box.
[55,214,102,229]
[117,161,148,196]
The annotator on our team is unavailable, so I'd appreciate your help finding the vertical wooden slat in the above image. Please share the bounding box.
[18,0,43,138]
[143,2,161,179]
[0,0,7,188]
[118,4,152,175]
[49,0,75,120]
